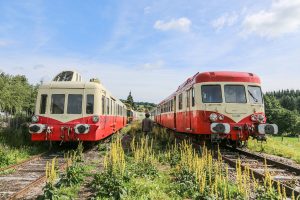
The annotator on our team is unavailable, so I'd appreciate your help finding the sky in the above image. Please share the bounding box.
[0,0,299,103]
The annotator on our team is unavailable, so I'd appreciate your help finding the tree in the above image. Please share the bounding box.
[126,91,135,109]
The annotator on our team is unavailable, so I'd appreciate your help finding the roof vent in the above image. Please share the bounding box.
[90,78,101,84]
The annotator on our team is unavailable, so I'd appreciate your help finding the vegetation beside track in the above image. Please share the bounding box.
[86,123,289,199]
[0,126,46,168]
[248,135,300,164]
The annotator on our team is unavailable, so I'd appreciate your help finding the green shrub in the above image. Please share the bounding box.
[128,161,158,179]
[58,164,85,187]
[92,169,129,200]
[171,167,199,198]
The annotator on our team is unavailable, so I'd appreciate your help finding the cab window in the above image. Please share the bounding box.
[201,85,222,103]
[248,86,263,104]
[51,94,65,114]
[224,85,246,103]
[67,94,82,114]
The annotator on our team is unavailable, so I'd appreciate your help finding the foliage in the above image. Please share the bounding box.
[92,169,128,200]
[266,89,300,112]
[264,93,300,135]
[248,136,300,163]
[0,126,46,168]
[171,167,200,198]
[0,72,38,115]
[43,158,59,200]
[58,164,85,187]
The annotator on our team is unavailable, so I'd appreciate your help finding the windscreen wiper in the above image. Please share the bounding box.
[248,90,258,102]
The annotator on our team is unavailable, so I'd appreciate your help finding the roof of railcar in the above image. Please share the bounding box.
[158,71,261,105]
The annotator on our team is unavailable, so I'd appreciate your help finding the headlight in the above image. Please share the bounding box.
[251,115,257,121]
[218,115,224,120]
[92,115,99,123]
[258,114,265,122]
[32,115,39,123]
[209,113,218,122]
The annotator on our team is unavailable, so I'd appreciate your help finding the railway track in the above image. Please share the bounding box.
[221,146,300,197]
[168,128,300,197]
[0,151,66,200]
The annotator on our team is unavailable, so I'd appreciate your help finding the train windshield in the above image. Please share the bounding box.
[201,85,222,103]
[248,86,263,104]
[224,85,246,103]
[51,94,65,114]
[67,94,82,114]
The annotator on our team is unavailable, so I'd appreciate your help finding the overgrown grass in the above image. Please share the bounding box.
[0,126,46,168]
[91,122,290,200]
[248,135,300,163]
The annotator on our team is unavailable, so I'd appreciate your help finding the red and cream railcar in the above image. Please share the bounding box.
[152,71,278,144]
[29,71,127,142]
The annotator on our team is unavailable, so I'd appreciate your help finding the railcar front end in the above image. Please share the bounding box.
[154,71,278,146]
[29,71,127,142]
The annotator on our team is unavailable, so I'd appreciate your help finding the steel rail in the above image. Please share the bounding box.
[223,146,300,197]
[0,151,49,172]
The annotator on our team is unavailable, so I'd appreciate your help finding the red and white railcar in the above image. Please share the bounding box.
[29,71,127,142]
[152,71,278,145]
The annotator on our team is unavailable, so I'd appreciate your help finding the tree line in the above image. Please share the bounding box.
[0,72,38,116]
[266,89,300,113]
[264,89,300,135]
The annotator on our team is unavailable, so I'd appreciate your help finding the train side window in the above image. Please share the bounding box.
[67,94,82,114]
[224,85,246,103]
[40,94,47,114]
[106,98,110,115]
[201,85,222,103]
[86,94,94,114]
[191,88,195,107]
[102,96,105,115]
[179,94,183,110]
[187,90,190,107]
[51,94,65,114]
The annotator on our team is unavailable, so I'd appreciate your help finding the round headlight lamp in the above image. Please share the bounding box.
[250,114,257,121]
[92,115,99,123]
[258,114,265,122]
[209,113,218,122]
[32,115,39,123]
[218,115,224,120]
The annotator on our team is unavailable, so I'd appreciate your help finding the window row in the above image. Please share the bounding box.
[40,94,94,115]
[101,95,125,116]
[178,87,195,110]
[39,94,126,116]
[160,99,174,113]
[201,85,263,104]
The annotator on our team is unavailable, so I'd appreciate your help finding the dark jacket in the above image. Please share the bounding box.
[142,118,153,132]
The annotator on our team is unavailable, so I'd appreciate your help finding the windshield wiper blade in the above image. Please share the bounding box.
[248,90,258,102]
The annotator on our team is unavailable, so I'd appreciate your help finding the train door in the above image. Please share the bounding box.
[185,89,192,131]
[173,96,177,130]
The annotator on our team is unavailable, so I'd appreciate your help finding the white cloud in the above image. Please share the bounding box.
[141,60,164,70]
[211,13,238,30]
[242,0,300,38]
[154,17,191,32]
[144,6,151,14]
[0,39,14,47]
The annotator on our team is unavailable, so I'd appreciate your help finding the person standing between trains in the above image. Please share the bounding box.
[142,113,153,137]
